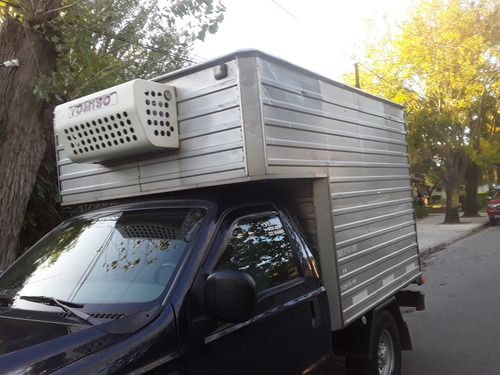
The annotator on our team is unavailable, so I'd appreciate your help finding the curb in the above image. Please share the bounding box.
[419,221,490,257]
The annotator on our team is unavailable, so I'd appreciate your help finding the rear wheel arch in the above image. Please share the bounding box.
[334,299,411,375]
[345,309,402,375]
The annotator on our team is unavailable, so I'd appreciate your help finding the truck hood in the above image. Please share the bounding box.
[0,305,162,374]
[0,315,125,374]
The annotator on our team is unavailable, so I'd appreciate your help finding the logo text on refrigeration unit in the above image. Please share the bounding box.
[68,92,118,118]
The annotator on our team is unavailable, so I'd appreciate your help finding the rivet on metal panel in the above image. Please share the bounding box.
[213,63,228,80]
[163,90,172,101]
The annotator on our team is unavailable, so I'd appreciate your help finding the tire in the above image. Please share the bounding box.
[345,310,401,375]
[490,218,496,226]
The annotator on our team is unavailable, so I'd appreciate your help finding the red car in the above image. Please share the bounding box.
[487,191,500,226]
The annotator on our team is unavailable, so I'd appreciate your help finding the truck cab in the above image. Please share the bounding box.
[0,191,335,374]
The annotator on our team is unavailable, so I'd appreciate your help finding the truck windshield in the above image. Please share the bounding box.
[0,206,206,313]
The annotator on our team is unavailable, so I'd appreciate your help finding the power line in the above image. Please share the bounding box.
[271,0,301,22]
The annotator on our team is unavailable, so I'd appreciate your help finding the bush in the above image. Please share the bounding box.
[415,205,429,219]
[478,191,495,210]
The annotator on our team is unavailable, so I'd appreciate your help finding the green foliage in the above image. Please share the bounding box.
[458,191,492,211]
[345,0,499,157]
[0,0,23,23]
[415,205,429,219]
[34,0,225,103]
[477,191,494,210]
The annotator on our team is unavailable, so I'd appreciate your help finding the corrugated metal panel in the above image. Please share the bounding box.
[57,61,248,204]
[257,56,419,328]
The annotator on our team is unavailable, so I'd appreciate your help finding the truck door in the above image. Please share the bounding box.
[182,205,334,374]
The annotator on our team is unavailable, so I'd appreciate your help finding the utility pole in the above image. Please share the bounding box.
[354,63,360,89]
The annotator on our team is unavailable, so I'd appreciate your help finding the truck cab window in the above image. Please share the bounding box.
[215,213,299,292]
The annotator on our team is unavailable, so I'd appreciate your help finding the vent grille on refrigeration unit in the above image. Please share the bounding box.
[54,79,179,164]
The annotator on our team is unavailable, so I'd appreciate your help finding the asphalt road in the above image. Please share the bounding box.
[402,224,500,374]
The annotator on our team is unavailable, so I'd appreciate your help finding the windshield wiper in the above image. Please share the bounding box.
[20,296,101,326]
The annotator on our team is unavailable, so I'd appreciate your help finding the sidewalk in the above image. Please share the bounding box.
[416,213,490,254]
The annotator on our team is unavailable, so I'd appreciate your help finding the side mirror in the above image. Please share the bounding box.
[204,269,257,323]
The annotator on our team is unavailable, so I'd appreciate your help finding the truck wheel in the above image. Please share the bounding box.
[490,218,496,226]
[345,310,401,375]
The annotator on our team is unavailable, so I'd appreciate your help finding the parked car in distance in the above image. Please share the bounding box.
[487,191,500,226]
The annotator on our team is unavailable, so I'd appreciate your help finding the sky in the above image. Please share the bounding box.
[192,0,415,81]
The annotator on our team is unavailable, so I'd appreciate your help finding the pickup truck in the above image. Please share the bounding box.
[0,187,421,374]
[0,50,424,374]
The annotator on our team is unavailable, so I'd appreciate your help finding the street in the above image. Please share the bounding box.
[402,224,500,374]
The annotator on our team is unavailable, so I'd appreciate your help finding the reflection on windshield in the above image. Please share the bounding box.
[0,207,205,311]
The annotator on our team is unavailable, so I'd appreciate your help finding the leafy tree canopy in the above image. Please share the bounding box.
[1,0,225,102]
[33,0,225,102]
[343,0,499,222]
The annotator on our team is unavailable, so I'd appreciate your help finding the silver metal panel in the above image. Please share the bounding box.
[256,56,419,329]
[57,60,248,204]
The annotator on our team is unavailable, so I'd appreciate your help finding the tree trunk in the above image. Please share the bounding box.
[0,1,60,269]
[438,150,466,224]
[463,162,480,217]
[444,185,461,223]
